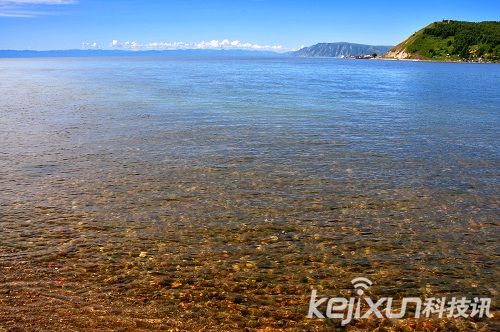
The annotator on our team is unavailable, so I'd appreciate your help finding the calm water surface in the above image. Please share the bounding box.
[0,57,499,330]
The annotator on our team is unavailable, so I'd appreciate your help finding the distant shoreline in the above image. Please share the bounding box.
[379,57,499,64]
[0,52,498,64]
[0,49,285,59]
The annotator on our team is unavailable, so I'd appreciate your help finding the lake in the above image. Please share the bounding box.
[0,57,498,330]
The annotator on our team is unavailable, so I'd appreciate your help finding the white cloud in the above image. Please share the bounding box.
[108,39,285,52]
[0,0,75,4]
[81,42,98,49]
[0,0,75,17]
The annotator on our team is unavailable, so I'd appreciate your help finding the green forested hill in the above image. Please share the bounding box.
[385,20,500,62]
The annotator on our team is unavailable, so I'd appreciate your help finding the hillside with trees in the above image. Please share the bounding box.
[385,20,500,62]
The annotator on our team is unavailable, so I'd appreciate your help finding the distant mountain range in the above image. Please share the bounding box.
[291,42,392,58]
[4,22,498,62]
[385,20,500,62]
[0,49,281,58]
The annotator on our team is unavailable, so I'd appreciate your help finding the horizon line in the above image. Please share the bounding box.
[0,41,397,53]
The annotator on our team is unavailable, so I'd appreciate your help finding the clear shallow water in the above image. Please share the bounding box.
[0,57,499,330]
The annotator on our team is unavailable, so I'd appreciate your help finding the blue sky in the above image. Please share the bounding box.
[0,0,499,51]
